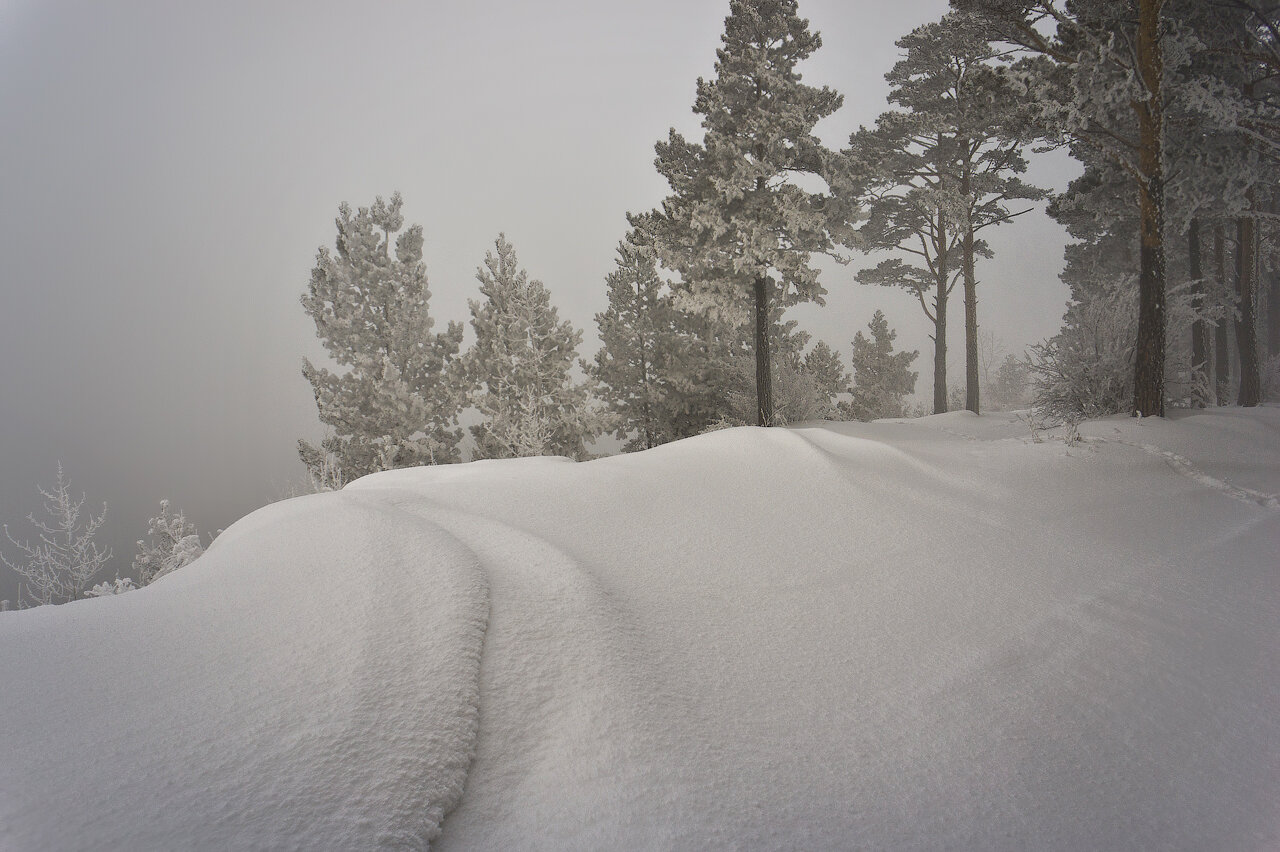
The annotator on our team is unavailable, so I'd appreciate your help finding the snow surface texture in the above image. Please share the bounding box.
[3,407,1278,849]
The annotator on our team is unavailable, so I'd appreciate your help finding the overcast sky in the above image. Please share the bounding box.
[0,0,1077,600]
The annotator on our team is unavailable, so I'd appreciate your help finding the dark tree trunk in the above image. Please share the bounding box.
[962,158,980,415]
[1268,261,1280,359]
[1132,0,1166,417]
[1215,225,1231,403]
[934,210,949,414]
[636,282,655,449]
[1236,215,1261,406]
[754,275,774,426]
[1189,219,1209,407]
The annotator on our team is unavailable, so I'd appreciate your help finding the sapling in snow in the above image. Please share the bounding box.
[1,464,111,607]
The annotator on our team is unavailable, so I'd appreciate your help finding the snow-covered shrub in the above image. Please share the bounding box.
[721,357,833,426]
[133,500,204,585]
[989,354,1033,411]
[85,577,138,597]
[298,444,348,493]
[1029,282,1136,423]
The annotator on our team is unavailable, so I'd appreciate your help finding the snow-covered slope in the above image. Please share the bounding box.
[3,408,1278,850]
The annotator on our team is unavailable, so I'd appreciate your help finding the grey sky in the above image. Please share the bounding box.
[0,0,1076,600]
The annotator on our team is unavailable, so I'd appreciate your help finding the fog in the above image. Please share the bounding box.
[0,0,1075,602]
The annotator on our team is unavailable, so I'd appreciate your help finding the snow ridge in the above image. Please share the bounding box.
[0,491,491,851]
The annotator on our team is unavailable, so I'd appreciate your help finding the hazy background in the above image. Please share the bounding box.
[0,0,1077,602]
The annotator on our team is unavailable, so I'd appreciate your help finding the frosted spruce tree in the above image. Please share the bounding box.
[1,464,111,606]
[299,193,464,482]
[843,311,919,421]
[591,234,685,451]
[802,340,851,414]
[636,0,853,426]
[466,234,600,460]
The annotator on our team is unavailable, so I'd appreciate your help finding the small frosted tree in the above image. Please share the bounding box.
[843,311,919,421]
[133,499,204,586]
[300,193,464,482]
[466,234,601,460]
[591,235,684,451]
[990,354,1033,410]
[803,340,852,415]
[1,464,111,607]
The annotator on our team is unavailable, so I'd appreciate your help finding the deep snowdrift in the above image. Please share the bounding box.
[2,408,1278,849]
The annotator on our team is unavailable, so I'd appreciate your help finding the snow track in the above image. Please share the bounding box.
[1099,438,1280,509]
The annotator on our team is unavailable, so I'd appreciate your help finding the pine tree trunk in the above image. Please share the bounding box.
[636,280,655,449]
[1215,224,1231,403]
[1132,0,1166,417]
[1236,215,1261,406]
[962,155,980,415]
[934,210,949,415]
[1189,219,1209,407]
[754,275,774,426]
[962,239,979,415]
[1268,256,1280,359]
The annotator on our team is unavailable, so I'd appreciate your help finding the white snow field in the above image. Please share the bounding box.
[2,407,1278,850]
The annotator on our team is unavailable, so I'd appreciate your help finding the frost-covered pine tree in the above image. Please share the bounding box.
[957,0,1186,416]
[636,0,853,426]
[802,340,851,413]
[1,464,111,607]
[133,499,204,586]
[889,12,1045,414]
[847,10,1043,414]
[843,311,919,421]
[591,235,682,451]
[300,193,464,482]
[466,234,601,460]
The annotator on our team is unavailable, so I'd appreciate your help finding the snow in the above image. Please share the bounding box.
[3,407,1278,849]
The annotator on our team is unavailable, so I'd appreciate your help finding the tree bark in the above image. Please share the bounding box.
[1268,257,1280,360]
[962,155,980,415]
[1215,224,1231,403]
[1132,0,1166,417]
[1189,219,1209,407]
[934,210,949,414]
[1236,215,1261,406]
[754,275,774,426]
[636,280,655,449]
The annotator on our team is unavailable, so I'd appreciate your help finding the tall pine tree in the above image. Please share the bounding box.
[300,193,464,482]
[955,0,1187,416]
[636,0,852,426]
[465,234,600,460]
[847,11,1043,414]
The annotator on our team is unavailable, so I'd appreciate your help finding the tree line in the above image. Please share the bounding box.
[13,0,1275,606]
[297,0,1280,483]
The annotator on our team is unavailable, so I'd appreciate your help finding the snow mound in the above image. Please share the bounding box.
[3,407,1279,849]
[0,492,489,850]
